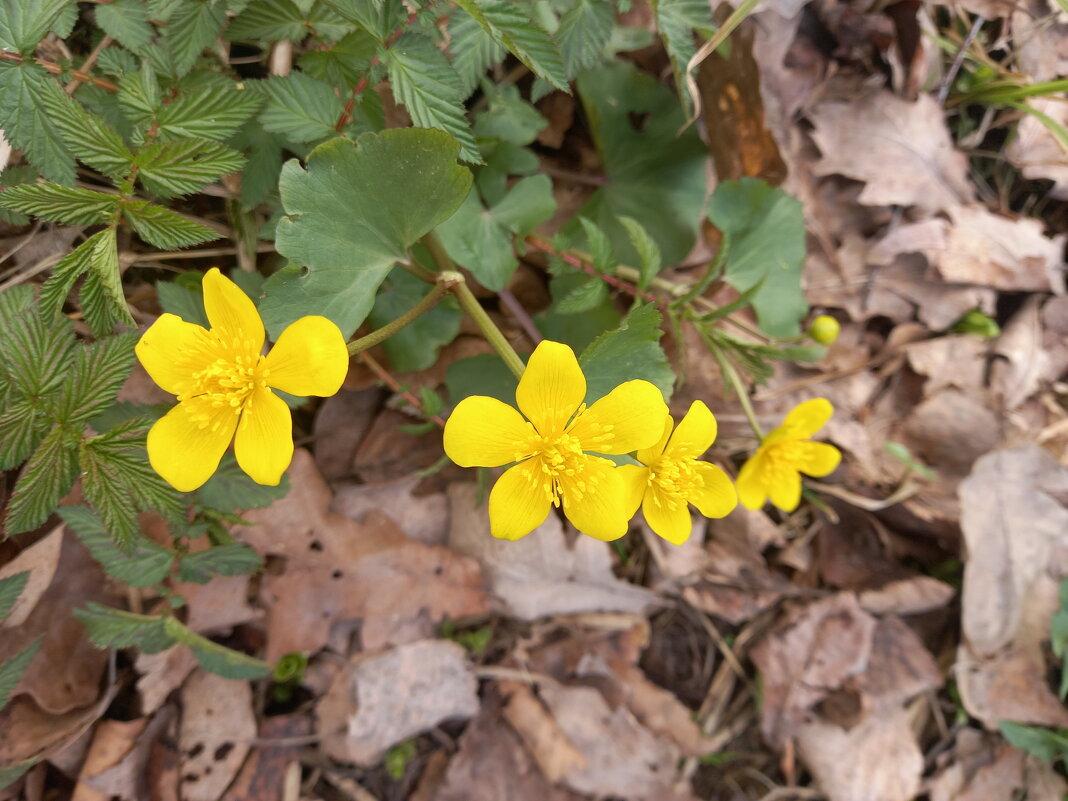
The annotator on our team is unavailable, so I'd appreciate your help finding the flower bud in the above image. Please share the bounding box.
[808,314,840,345]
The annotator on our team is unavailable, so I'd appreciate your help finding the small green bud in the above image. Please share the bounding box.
[273,652,308,683]
[808,315,840,345]
[950,309,1000,338]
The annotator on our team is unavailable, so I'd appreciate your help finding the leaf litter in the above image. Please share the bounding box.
[4,3,1068,801]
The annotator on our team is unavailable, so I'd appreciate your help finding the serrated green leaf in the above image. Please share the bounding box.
[97,47,141,78]
[163,617,270,679]
[447,8,504,98]
[0,165,34,224]
[0,637,40,710]
[136,139,245,197]
[60,506,173,587]
[579,303,673,403]
[164,0,227,76]
[95,0,155,54]
[999,720,1068,764]
[298,28,376,86]
[75,603,174,652]
[452,0,568,92]
[5,425,80,535]
[177,543,263,583]
[577,217,615,274]
[536,274,621,352]
[707,178,807,337]
[229,120,285,207]
[472,84,546,146]
[0,183,118,225]
[558,0,614,77]
[0,303,76,397]
[196,452,289,512]
[553,272,608,314]
[322,0,407,41]
[227,0,309,41]
[436,175,554,291]
[262,129,472,337]
[122,200,219,248]
[117,66,161,128]
[257,72,344,143]
[55,333,137,424]
[40,90,136,178]
[0,0,71,53]
[367,269,461,371]
[384,33,481,163]
[0,397,48,470]
[618,216,661,290]
[0,62,75,184]
[0,571,28,623]
[156,85,263,142]
[571,61,707,265]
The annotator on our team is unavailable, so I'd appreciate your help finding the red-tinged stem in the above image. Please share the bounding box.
[357,351,446,429]
[0,50,118,92]
[333,12,417,132]
[525,235,662,306]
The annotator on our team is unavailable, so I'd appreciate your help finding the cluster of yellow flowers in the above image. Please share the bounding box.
[136,277,840,545]
[444,340,841,544]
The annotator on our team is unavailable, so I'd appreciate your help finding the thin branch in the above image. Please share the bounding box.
[66,35,113,95]
[334,12,417,132]
[525,235,660,305]
[357,351,446,428]
[0,50,118,92]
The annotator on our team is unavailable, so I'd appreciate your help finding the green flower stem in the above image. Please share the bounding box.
[346,276,454,356]
[451,279,527,379]
[703,332,765,440]
[420,232,527,380]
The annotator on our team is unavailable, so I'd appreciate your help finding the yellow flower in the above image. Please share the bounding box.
[736,398,841,512]
[136,268,349,492]
[443,340,668,541]
[618,401,737,545]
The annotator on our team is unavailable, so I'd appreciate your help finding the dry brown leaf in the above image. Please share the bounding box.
[352,409,443,482]
[136,646,198,716]
[317,640,479,766]
[236,450,488,658]
[906,335,988,397]
[222,714,310,801]
[797,709,923,801]
[311,388,381,481]
[447,483,657,620]
[0,530,119,714]
[1007,99,1068,200]
[179,670,256,801]
[957,643,1068,729]
[71,714,173,801]
[332,475,448,546]
[810,91,974,213]
[0,525,62,628]
[928,731,1024,801]
[902,390,1001,479]
[991,298,1050,411]
[501,682,587,782]
[434,693,584,801]
[859,576,956,616]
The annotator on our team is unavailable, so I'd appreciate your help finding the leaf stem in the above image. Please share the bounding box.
[702,329,764,440]
[0,50,118,92]
[346,275,455,356]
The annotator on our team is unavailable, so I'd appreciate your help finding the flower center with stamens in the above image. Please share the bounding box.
[649,451,703,511]
[524,431,596,506]
[175,334,270,430]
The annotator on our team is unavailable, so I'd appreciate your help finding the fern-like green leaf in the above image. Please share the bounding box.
[1,304,76,398]
[226,0,308,41]
[0,183,119,225]
[55,333,137,425]
[156,85,264,142]
[384,33,480,163]
[177,543,263,584]
[135,139,245,197]
[558,0,614,78]
[164,0,227,76]
[0,571,28,623]
[163,617,271,679]
[257,72,345,143]
[5,425,80,535]
[0,397,52,470]
[0,61,75,184]
[75,603,175,652]
[122,199,219,248]
[94,0,155,54]
[0,638,41,710]
[42,88,137,177]
[60,506,173,586]
[654,0,713,108]
[117,67,161,129]
[447,8,504,99]
[452,0,568,92]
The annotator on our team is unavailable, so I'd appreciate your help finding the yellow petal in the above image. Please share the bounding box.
[688,462,737,519]
[618,463,650,518]
[666,400,717,459]
[642,485,693,545]
[568,379,668,455]
[515,340,585,437]
[147,401,238,492]
[736,450,768,510]
[202,268,265,354]
[234,387,293,486]
[444,396,531,468]
[792,441,841,477]
[780,397,833,438]
[135,313,210,396]
[636,415,673,466]
[767,467,802,512]
[264,316,349,397]
[559,456,629,540]
[488,459,552,540]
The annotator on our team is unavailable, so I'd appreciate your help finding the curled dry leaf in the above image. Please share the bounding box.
[991,298,1049,412]
[179,670,256,801]
[332,474,448,546]
[810,91,974,214]
[71,713,173,801]
[135,646,198,716]
[447,483,658,620]
[317,640,479,766]
[0,524,62,628]
[858,576,956,616]
[235,450,488,658]
[223,713,311,801]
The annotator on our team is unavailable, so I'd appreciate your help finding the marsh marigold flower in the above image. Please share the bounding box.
[443,340,667,541]
[736,398,841,512]
[619,401,737,545]
[136,268,349,492]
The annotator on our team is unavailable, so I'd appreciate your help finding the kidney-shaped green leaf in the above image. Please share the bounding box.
[261,128,473,338]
